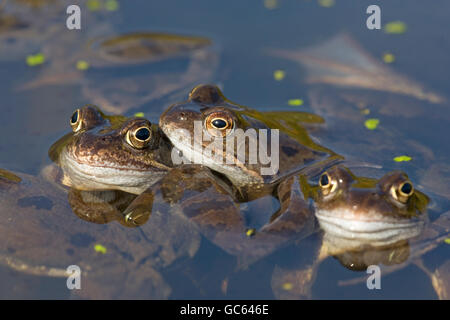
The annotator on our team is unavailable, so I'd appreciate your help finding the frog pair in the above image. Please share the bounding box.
[49,84,429,263]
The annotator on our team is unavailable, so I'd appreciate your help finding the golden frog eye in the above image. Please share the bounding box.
[391,180,414,204]
[319,172,337,196]
[205,112,234,137]
[126,126,152,149]
[70,109,82,132]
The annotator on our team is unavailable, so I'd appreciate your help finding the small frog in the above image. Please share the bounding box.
[271,166,449,299]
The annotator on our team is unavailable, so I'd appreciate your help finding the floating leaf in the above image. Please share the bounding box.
[364,118,379,130]
[87,0,101,11]
[273,69,285,81]
[105,0,119,11]
[394,155,412,162]
[94,244,107,254]
[318,0,335,8]
[282,282,293,291]
[246,228,256,237]
[134,112,145,117]
[76,60,89,70]
[444,238,450,245]
[264,0,278,10]
[26,53,45,66]
[288,99,304,106]
[384,21,407,34]
[383,53,395,64]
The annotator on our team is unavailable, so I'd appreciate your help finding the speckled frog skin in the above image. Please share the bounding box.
[49,105,173,194]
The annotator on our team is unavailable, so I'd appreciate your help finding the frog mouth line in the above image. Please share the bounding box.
[59,149,166,194]
[64,148,166,172]
[315,208,425,244]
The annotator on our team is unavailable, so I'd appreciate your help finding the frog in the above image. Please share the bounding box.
[0,167,201,299]
[48,104,173,195]
[158,84,341,200]
[270,165,450,299]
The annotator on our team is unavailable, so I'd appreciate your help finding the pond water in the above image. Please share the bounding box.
[0,0,449,299]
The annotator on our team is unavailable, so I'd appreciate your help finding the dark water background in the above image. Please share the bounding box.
[0,0,449,299]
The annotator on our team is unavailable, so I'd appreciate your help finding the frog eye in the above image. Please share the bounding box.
[319,172,337,196]
[70,109,83,132]
[126,126,152,149]
[391,180,414,204]
[205,112,234,137]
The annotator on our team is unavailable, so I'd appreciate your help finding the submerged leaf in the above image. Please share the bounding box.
[267,33,444,103]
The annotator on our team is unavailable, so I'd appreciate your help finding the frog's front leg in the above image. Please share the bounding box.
[261,174,316,239]
[68,188,136,226]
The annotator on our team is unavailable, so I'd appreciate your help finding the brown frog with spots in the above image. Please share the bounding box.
[271,165,450,299]
[49,104,173,195]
